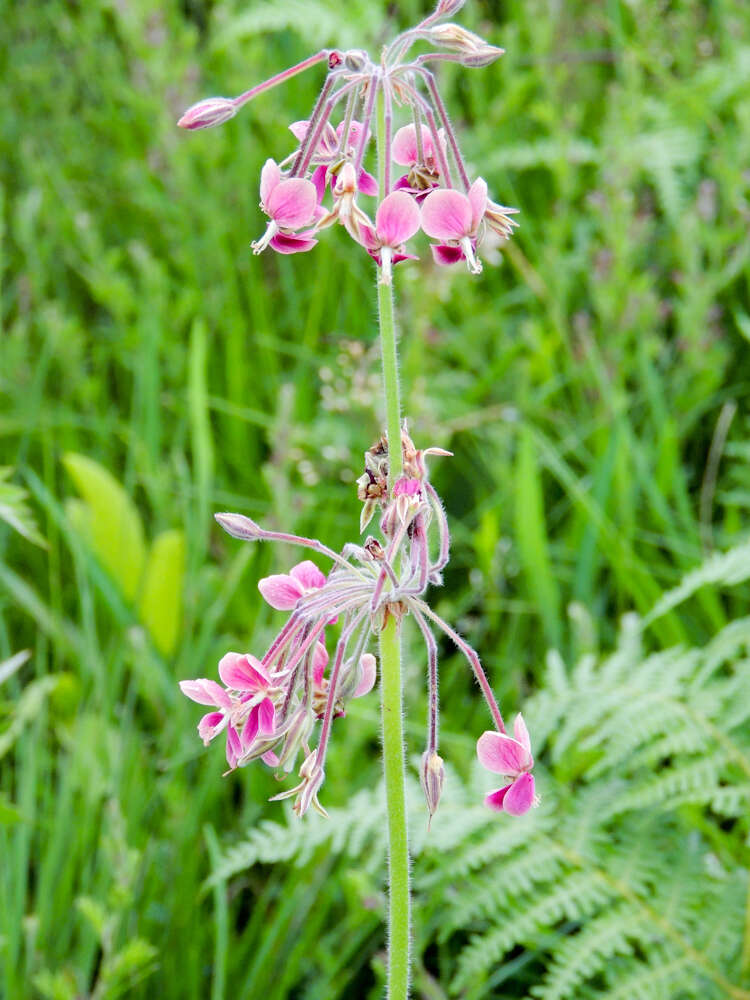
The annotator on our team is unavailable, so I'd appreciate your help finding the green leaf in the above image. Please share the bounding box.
[62,453,145,602]
[0,467,46,547]
[0,791,24,826]
[514,427,561,648]
[138,530,185,656]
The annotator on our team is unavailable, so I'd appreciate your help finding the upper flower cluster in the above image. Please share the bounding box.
[178,4,518,282]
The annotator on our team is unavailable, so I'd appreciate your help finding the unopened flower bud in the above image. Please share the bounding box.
[420,751,445,820]
[178,97,237,131]
[343,48,369,71]
[334,162,357,197]
[426,25,504,67]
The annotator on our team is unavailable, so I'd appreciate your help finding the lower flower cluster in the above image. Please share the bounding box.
[180,432,537,819]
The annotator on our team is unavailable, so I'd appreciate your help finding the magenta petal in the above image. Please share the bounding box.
[226,725,242,768]
[313,641,329,686]
[503,773,536,816]
[241,708,259,746]
[257,697,276,736]
[258,573,305,609]
[421,189,472,240]
[430,243,465,266]
[260,159,281,206]
[477,731,528,775]
[289,560,326,590]
[179,678,231,708]
[376,190,421,247]
[269,232,318,254]
[485,785,510,811]
[358,169,379,197]
[197,711,225,744]
[468,177,488,232]
[311,165,327,204]
[218,652,270,692]
[266,178,317,228]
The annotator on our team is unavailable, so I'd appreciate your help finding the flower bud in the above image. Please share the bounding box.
[426,25,505,67]
[178,97,237,131]
[420,751,446,820]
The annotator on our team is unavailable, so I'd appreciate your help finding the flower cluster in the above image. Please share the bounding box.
[178,1,537,824]
[180,431,534,818]
[178,9,517,282]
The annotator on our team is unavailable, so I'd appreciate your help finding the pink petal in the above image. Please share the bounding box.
[262,750,280,767]
[503,773,536,816]
[476,731,529,776]
[197,711,226,744]
[513,713,532,760]
[311,165,327,204]
[376,191,421,247]
[257,697,276,736]
[288,120,310,142]
[358,169,379,197]
[241,708,258,746]
[391,123,433,166]
[218,652,270,692]
[290,560,326,591]
[391,251,419,266]
[269,232,318,255]
[468,177,488,233]
[313,641,329,687]
[260,159,280,206]
[258,573,305,610]
[430,243,465,266]
[353,653,376,698]
[421,189,472,240]
[340,119,370,151]
[179,678,231,708]
[485,784,510,811]
[226,725,242,769]
[266,178,317,229]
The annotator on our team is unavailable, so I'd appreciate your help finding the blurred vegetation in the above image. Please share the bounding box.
[1,0,749,997]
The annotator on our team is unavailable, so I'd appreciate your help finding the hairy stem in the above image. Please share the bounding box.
[380,616,410,1000]
[376,80,410,1000]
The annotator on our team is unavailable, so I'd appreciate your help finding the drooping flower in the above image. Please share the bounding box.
[179,653,277,769]
[360,190,421,284]
[392,123,446,201]
[289,119,378,196]
[420,176,488,273]
[476,713,538,816]
[251,159,322,255]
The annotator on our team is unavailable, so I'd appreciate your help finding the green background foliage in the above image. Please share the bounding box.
[1,0,749,996]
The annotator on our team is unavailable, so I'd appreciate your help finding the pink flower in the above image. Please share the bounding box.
[178,97,237,130]
[289,119,378,196]
[258,559,326,610]
[392,123,444,172]
[180,653,277,769]
[476,713,538,816]
[360,191,421,284]
[251,159,321,255]
[420,177,488,273]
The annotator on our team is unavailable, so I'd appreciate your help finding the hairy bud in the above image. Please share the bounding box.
[426,25,504,66]
[434,0,467,16]
[420,751,446,820]
[178,97,237,131]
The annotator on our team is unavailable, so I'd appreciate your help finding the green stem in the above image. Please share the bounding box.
[375,79,410,999]
[380,617,410,999]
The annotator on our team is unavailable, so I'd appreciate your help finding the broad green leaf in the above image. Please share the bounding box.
[138,530,185,656]
[63,453,145,602]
